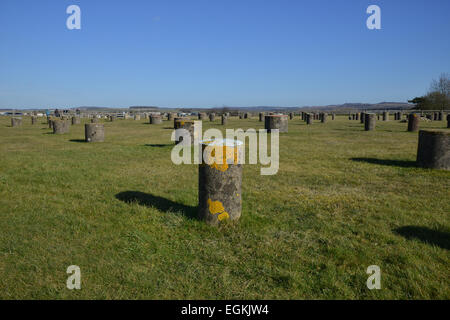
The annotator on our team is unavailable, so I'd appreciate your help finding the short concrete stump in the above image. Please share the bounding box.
[150,115,162,124]
[134,115,141,121]
[11,117,22,127]
[168,113,175,121]
[360,112,365,124]
[72,117,80,125]
[209,113,216,121]
[174,119,194,145]
[265,115,288,133]
[198,139,243,225]
[221,115,227,125]
[306,113,312,125]
[52,120,70,134]
[321,113,328,123]
[408,113,420,132]
[198,113,207,120]
[259,112,264,122]
[416,130,450,170]
[383,111,389,121]
[85,123,105,142]
[31,116,37,125]
[364,113,376,131]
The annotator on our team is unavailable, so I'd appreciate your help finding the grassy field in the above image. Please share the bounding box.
[0,115,449,299]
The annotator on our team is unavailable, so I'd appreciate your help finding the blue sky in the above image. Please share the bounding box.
[0,0,449,108]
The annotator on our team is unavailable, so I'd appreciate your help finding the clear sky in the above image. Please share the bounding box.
[1,0,449,109]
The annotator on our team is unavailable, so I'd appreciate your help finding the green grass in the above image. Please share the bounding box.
[0,115,449,299]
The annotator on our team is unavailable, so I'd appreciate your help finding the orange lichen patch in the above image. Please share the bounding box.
[207,198,230,221]
[217,212,229,221]
[208,198,225,215]
[206,146,239,172]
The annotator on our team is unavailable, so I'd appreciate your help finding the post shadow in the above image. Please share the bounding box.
[144,144,172,148]
[393,226,449,250]
[69,139,86,143]
[115,191,197,220]
[350,157,417,168]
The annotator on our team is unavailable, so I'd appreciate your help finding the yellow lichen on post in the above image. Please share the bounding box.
[217,212,229,221]
[206,145,239,172]
[207,198,230,221]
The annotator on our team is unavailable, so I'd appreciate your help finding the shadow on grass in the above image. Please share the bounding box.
[115,191,197,219]
[394,226,449,250]
[145,144,172,148]
[69,139,86,143]
[350,157,417,168]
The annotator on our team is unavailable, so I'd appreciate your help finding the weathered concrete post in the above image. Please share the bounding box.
[209,113,216,121]
[134,114,141,121]
[377,114,380,121]
[382,111,389,121]
[355,113,359,121]
[168,113,175,121]
[174,119,194,145]
[31,116,37,125]
[364,113,376,131]
[416,130,450,170]
[407,113,420,132]
[199,113,207,120]
[438,112,443,121]
[265,114,288,132]
[150,115,162,124]
[198,139,243,225]
[360,112,365,124]
[351,114,356,120]
[85,123,105,142]
[244,112,249,119]
[331,113,335,120]
[72,117,80,125]
[52,120,70,134]
[259,112,264,122]
[289,112,294,120]
[11,117,22,127]
[221,115,227,125]
[321,113,328,123]
[306,113,312,125]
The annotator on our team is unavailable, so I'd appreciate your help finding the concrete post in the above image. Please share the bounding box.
[198,139,243,225]
[85,123,105,142]
[416,130,450,170]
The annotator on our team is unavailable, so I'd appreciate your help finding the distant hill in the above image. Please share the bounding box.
[4,102,414,112]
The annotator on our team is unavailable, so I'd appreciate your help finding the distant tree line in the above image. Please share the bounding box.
[409,73,450,110]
